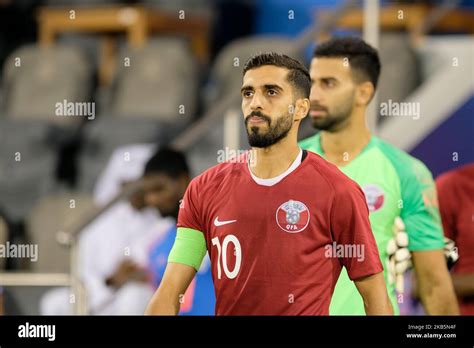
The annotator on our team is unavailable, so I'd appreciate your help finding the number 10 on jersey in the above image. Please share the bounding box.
[211,235,242,279]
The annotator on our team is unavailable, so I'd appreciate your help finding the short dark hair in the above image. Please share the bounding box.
[313,37,381,89]
[144,147,189,178]
[243,52,311,98]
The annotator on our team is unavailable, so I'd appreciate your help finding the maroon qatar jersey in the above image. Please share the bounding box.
[436,164,474,315]
[177,150,383,315]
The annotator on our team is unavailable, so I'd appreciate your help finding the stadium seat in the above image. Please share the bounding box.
[77,117,166,193]
[204,35,306,109]
[26,192,95,273]
[3,287,52,315]
[2,44,93,126]
[0,120,57,222]
[106,38,199,124]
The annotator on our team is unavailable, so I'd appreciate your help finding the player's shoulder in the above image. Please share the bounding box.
[190,155,246,189]
[436,163,474,188]
[437,163,474,181]
[374,137,417,164]
[304,151,361,192]
[435,167,455,188]
[374,137,433,181]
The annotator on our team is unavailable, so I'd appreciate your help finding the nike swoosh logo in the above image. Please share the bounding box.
[214,217,237,227]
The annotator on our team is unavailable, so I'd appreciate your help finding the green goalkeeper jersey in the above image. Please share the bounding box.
[299,133,445,315]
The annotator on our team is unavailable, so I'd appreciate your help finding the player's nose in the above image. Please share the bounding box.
[249,91,264,110]
[310,83,325,103]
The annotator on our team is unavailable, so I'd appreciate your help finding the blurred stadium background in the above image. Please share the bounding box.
[0,0,472,315]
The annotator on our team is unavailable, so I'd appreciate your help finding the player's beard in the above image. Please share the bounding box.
[310,94,354,132]
[245,110,293,148]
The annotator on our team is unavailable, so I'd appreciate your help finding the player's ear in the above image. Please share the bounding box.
[293,98,310,121]
[355,81,374,106]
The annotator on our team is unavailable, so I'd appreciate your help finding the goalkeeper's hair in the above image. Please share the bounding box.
[313,37,381,90]
[144,147,189,178]
[243,52,311,99]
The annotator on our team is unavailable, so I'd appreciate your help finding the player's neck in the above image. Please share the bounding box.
[320,114,371,167]
[250,134,301,179]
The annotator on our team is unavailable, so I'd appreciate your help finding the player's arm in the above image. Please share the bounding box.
[145,227,207,315]
[401,160,459,314]
[145,262,196,315]
[331,179,393,315]
[435,174,474,300]
[412,249,459,314]
[354,272,393,315]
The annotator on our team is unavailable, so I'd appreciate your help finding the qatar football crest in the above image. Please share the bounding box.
[276,200,310,233]
[363,184,385,212]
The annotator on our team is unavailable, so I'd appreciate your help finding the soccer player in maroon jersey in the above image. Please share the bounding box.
[436,164,474,315]
[145,53,393,315]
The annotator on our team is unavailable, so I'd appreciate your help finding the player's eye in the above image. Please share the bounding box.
[267,89,277,96]
[323,79,336,88]
[243,90,253,98]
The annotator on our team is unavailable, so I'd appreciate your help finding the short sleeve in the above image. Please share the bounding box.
[331,182,383,281]
[177,178,205,233]
[400,159,445,251]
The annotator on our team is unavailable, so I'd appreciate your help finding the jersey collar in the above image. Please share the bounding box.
[248,148,303,187]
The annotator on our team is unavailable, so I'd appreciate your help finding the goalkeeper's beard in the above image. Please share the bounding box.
[310,95,354,132]
[245,111,293,148]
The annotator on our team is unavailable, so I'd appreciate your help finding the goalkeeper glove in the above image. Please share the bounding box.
[444,237,459,270]
[386,217,460,294]
[386,217,411,294]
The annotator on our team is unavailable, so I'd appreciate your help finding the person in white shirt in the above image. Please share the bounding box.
[40,145,190,315]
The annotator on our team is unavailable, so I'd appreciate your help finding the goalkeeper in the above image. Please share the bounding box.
[299,37,459,315]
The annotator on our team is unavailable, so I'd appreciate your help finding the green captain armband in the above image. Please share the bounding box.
[168,227,207,271]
